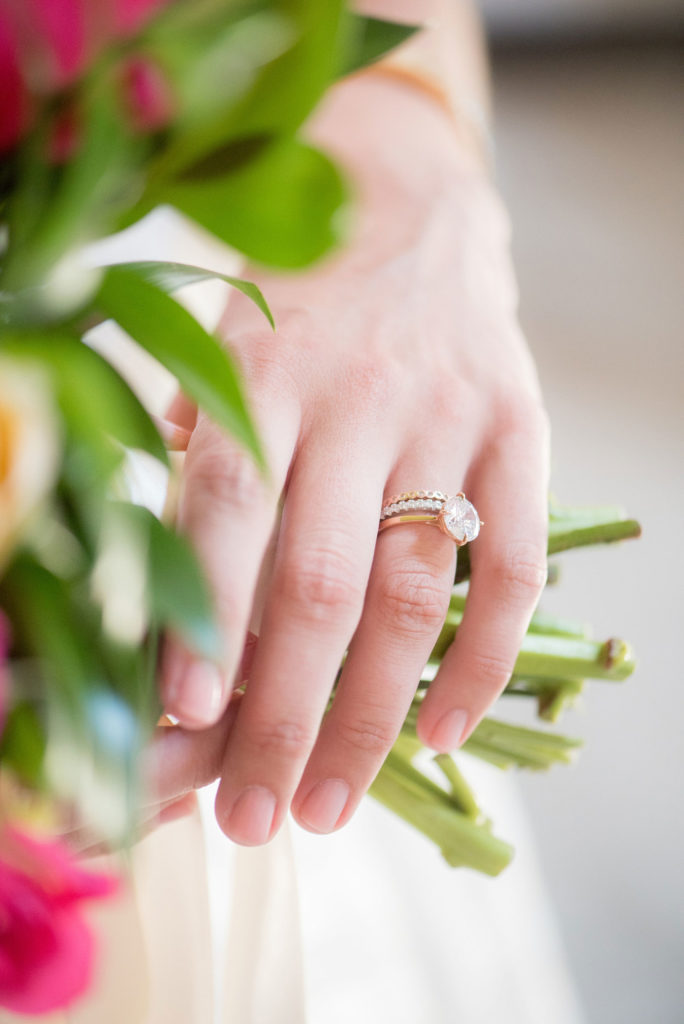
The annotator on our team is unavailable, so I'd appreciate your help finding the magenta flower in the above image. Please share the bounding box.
[121,55,175,133]
[0,0,173,152]
[115,0,168,35]
[0,9,26,152]
[0,826,119,1015]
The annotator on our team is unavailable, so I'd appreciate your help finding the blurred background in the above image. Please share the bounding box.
[487,1,683,1021]
[483,0,684,40]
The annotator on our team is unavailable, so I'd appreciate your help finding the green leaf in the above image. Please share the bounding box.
[0,555,146,842]
[0,330,168,468]
[97,267,264,467]
[149,514,221,660]
[0,702,46,788]
[0,91,132,294]
[339,15,420,77]
[152,138,348,269]
[113,261,275,329]
[1,556,95,717]
[115,503,221,661]
[146,0,346,179]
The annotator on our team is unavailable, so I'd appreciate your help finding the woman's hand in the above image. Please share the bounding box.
[159,74,550,845]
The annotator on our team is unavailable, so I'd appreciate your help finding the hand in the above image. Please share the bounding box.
[160,74,550,845]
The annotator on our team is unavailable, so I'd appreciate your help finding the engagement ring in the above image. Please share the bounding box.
[378,491,482,546]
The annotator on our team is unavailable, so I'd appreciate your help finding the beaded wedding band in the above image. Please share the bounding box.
[378,491,482,547]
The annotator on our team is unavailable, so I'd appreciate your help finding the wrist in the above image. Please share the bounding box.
[305,73,504,271]
[309,70,485,186]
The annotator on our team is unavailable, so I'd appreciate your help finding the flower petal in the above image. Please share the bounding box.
[0,10,27,151]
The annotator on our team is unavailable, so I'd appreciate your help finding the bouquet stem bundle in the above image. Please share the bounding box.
[369,503,640,875]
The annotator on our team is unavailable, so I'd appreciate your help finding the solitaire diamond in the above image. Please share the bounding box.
[442,494,480,544]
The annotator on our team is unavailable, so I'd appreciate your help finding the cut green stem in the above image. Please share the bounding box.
[370,752,513,875]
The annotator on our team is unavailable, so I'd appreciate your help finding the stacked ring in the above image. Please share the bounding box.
[378,491,482,547]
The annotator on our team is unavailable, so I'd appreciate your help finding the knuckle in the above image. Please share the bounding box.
[429,372,476,426]
[471,648,515,690]
[495,393,548,442]
[342,356,400,407]
[234,334,300,402]
[495,541,548,604]
[186,446,264,513]
[334,712,398,757]
[247,716,314,760]
[379,566,450,635]
[277,548,364,621]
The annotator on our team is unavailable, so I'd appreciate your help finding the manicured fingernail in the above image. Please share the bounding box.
[171,660,224,727]
[430,708,468,752]
[227,786,276,846]
[298,778,350,834]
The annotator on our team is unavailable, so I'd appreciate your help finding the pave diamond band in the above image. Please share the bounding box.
[380,492,447,519]
[378,491,482,547]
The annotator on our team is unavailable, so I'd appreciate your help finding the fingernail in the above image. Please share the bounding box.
[227,786,276,845]
[430,708,468,752]
[298,778,350,834]
[171,660,224,727]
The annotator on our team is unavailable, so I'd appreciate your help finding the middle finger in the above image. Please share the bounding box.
[214,426,393,845]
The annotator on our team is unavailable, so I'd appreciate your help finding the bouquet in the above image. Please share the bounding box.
[0,0,639,1014]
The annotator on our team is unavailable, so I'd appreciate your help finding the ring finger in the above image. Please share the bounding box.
[290,441,474,834]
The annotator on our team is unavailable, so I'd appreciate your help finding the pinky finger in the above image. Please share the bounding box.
[417,411,550,751]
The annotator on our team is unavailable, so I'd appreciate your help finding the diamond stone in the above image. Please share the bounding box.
[442,495,480,543]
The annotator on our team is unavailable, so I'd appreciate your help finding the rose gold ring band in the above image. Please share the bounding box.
[378,491,482,548]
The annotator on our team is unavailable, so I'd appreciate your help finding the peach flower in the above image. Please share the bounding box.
[0,359,60,568]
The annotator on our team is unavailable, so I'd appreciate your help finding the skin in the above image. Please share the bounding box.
[156,71,550,846]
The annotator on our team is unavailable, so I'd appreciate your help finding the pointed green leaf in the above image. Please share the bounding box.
[113,261,275,329]
[339,15,420,77]
[97,268,264,468]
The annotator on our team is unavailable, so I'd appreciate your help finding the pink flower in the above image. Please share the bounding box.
[120,55,175,134]
[115,0,168,35]
[0,0,173,152]
[0,10,27,152]
[0,826,118,1015]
